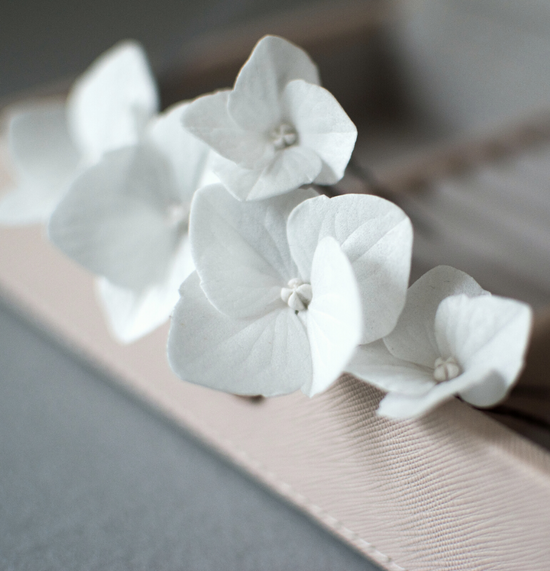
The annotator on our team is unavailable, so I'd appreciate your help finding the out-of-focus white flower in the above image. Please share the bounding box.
[49,103,216,343]
[0,40,158,225]
[182,35,357,201]
[167,185,412,397]
[348,266,533,419]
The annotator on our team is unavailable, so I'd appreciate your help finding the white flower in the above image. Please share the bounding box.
[48,102,215,343]
[167,185,412,397]
[0,40,158,225]
[182,35,357,201]
[347,266,533,419]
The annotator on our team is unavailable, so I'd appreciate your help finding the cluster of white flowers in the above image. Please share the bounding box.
[0,36,533,419]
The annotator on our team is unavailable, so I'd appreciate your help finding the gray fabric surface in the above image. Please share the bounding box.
[0,298,378,570]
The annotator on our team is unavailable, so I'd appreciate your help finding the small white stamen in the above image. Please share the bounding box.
[433,356,461,382]
[271,124,297,150]
[281,278,312,311]
[166,203,189,227]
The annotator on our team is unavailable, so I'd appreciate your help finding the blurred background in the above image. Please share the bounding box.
[5,0,550,307]
[4,0,550,158]
[2,0,550,568]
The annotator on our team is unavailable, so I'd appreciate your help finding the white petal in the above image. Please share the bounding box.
[303,237,362,397]
[182,90,270,168]
[67,41,158,161]
[96,237,194,343]
[0,184,60,225]
[189,183,316,318]
[384,266,486,368]
[167,272,310,396]
[376,367,499,419]
[147,102,212,204]
[215,146,322,201]
[282,80,357,185]
[288,194,413,344]
[212,154,265,200]
[0,102,80,224]
[347,341,435,396]
[8,102,80,189]
[228,36,320,133]
[435,293,532,407]
[49,144,181,291]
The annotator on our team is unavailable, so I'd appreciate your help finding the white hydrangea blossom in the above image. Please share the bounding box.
[0,41,158,225]
[348,266,533,419]
[167,184,412,397]
[1,35,533,421]
[182,35,357,201]
[49,102,216,343]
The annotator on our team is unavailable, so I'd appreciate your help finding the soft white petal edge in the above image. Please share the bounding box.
[303,237,363,397]
[228,35,320,133]
[347,341,435,396]
[282,80,357,185]
[7,102,81,189]
[435,293,532,407]
[67,40,158,161]
[214,145,322,201]
[167,272,310,396]
[182,90,268,168]
[0,102,81,225]
[0,185,60,225]
[96,237,194,343]
[147,101,212,203]
[376,368,503,419]
[384,265,486,368]
[48,145,180,291]
[190,183,316,319]
[287,193,413,344]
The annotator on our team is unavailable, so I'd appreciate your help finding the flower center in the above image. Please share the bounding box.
[433,356,461,383]
[280,278,312,312]
[166,203,189,228]
[270,123,297,150]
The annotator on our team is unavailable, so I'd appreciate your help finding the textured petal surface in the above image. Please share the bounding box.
[435,293,532,407]
[49,145,181,291]
[384,266,486,368]
[214,146,321,201]
[0,102,80,224]
[288,194,413,344]
[96,237,194,343]
[190,184,316,318]
[303,237,362,397]
[148,102,212,204]
[347,341,435,396]
[167,272,310,396]
[67,41,158,160]
[228,35,320,133]
[283,80,357,185]
[182,90,269,168]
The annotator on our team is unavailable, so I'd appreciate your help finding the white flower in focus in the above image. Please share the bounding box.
[0,41,158,225]
[182,35,357,201]
[167,185,412,397]
[347,266,533,419]
[49,103,215,342]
